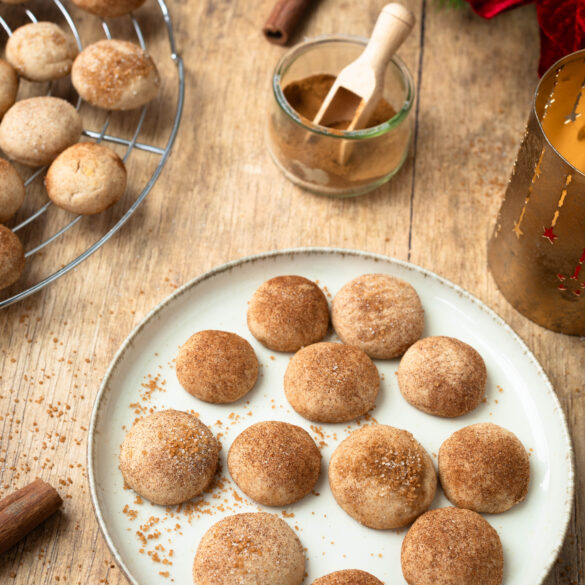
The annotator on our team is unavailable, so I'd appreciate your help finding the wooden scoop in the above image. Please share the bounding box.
[312,3,415,164]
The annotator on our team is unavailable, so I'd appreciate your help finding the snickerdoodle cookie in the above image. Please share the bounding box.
[0,224,24,290]
[397,336,487,417]
[439,422,530,513]
[401,507,504,585]
[312,570,383,585]
[0,159,25,223]
[228,421,321,506]
[0,59,18,119]
[0,97,82,167]
[6,22,77,82]
[284,342,379,423]
[72,40,160,110]
[45,142,127,215]
[71,0,146,17]
[247,275,329,352]
[193,512,305,585]
[329,425,436,529]
[332,273,424,359]
[176,330,259,404]
[119,410,220,506]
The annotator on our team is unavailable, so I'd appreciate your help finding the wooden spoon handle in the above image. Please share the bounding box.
[362,3,415,76]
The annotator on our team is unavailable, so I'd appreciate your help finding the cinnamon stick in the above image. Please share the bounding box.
[0,479,62,555]
[263,0,314,46]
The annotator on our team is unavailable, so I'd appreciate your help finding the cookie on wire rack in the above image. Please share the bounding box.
[71,0,146,18]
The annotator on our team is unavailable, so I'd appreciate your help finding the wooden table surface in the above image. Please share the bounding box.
[0,0,582,584]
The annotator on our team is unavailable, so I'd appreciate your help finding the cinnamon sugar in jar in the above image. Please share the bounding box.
[267,35,414,197]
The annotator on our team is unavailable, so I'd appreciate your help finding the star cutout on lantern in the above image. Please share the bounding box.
[543,226,557,243]
[512,222,524,238]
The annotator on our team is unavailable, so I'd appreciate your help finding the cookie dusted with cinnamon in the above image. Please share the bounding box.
[46,143,127,215]
[398,336,487,417]
[176,330,259,404]
[311,570,383,585]
[72,40,160,110]
[0,97,82,167]
[228,421,321,506]
[71,0,146,17]
[0,159,25,223]
[6,22,77,82]
[439,423,530,513]
[401,507,504,585]
[193,512,305,585]
[284,342,379,422]
[0,59,18,119]
[247,275,329,352]
[0,225,25,290]
[329,425,436,529]
[332,273,424,359]
[119,410,220,506]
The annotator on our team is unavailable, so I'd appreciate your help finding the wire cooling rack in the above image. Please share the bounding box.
[0,0,184,309]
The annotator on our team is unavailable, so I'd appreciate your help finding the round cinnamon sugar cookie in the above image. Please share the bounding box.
[439,422,530,514]
[331,273,424,359]
[328,425,436,529]
[247,275,329,352]
[176,330,259,404]
[0,159,25,223]
[228,421,321,506]
[0,97,82,167]
[193,512,305,585]
[312,570,383,585]
[72,40,160,111]
[0,59,18,119]
[71,0,146,17]
[46,142,127,215]
[401,507,504,585]
[398,336,486,417]
[284,342,379,423]
[119,410,220,506]
[0,224,24,290]
[6,22,77,82]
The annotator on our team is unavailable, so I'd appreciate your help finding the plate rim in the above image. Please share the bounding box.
[87,246,575,585]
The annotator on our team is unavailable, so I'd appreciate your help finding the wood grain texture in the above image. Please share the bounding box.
[0,1,582,584]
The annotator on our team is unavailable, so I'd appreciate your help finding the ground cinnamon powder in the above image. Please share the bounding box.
[269,74,410,194]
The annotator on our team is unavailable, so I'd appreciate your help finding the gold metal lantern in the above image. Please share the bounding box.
[489,50,585,335]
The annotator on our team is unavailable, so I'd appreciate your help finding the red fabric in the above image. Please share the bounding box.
[466,0,533,19]
[537,0,585,75]
[465,0,585,76]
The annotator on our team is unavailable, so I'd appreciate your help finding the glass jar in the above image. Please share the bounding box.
[267,35,414,197]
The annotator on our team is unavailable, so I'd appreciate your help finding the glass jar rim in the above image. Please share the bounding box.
[272,34,415,140]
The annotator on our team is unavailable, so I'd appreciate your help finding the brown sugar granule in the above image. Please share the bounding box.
[329,425,436,529]
[228,421,321,506]
[247,275,329,352]
[401,507,503,585]
[193,512,305,585]
[439,422,530,513]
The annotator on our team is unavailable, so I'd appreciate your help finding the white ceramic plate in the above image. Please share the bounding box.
[89,248,574,585]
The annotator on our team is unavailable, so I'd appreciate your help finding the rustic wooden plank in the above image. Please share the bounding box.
[0,1,582,584]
